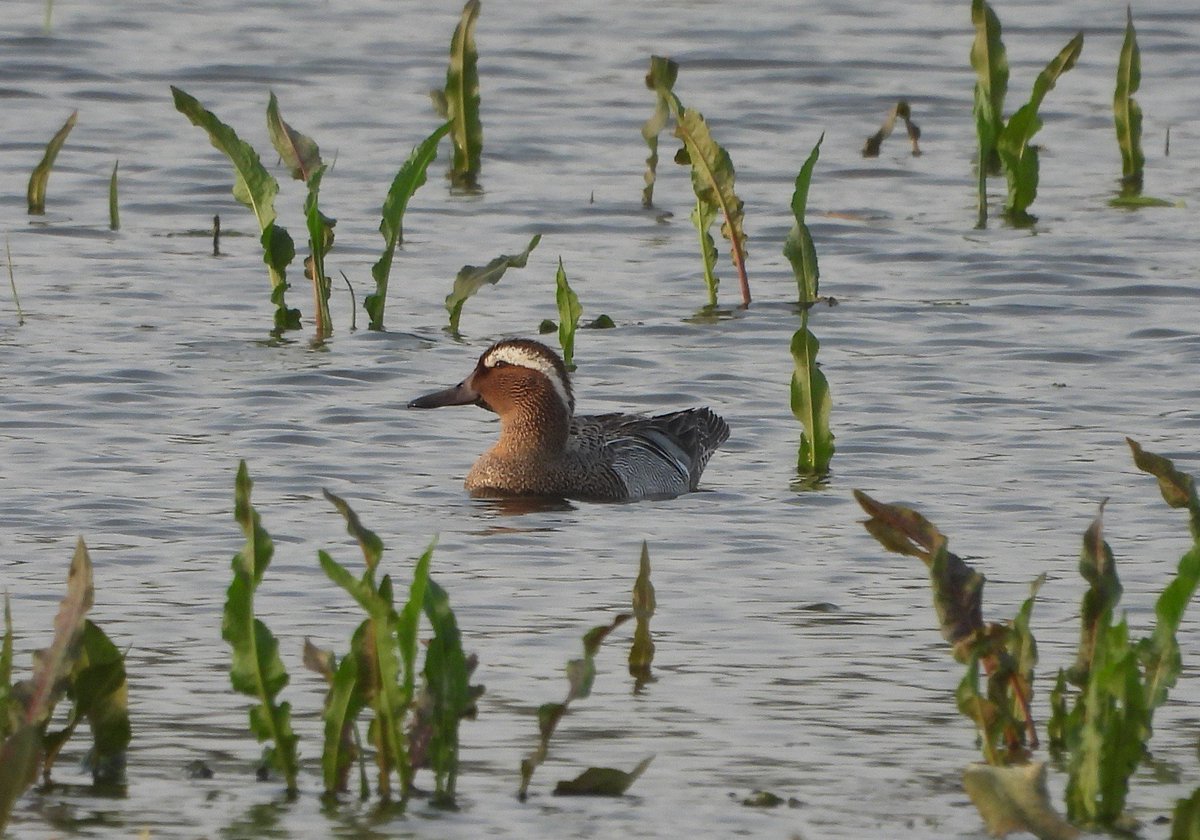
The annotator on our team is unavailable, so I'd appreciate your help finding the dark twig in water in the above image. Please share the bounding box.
[212,215,221,256]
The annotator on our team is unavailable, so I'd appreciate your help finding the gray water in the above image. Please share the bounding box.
[2,0,1199,837]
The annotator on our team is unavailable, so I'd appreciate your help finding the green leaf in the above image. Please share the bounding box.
[171,86,299,331]
[28,538,95,729]
[553,756,654,796]
[26,110,77,215]
[421,577,473,805]
[223,462,299,793]
[1127,438,1200,537]
[323,488,385,576]
[628,542,656,685]
[672,102,750,306]
[0,594,12,741]
[445,234,541,335]
[0,726,40,835]
[443,0,482,189]
[1068,504,1122,687]
[69,621,130,784]
[517,612,631,801]
[304,165,336,338]
[1113,6,1144,192]
[364,121,451,331]
[554,258,582,370]
[641,56,679,209]
[320,645,364,795]
[996,32,1084,224]
[266,91,323,182]
[689,196,720,308]
[969,0,1007,172]
[783,135,823,305]
[790,325,834,475]
[1047,667,1069,751]
[1172,788,1200,840]
[108,161,119,231]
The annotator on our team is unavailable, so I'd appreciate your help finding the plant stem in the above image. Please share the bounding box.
[5,236,24,325]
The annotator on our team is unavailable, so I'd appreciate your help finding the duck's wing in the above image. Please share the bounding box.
[572,408,730,498]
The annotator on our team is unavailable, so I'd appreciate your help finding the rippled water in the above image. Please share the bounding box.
[3,0,1200,837]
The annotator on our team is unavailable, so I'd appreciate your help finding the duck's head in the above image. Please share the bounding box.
[408,338,575,418]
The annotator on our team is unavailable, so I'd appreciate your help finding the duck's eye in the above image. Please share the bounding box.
[492,359,510,368]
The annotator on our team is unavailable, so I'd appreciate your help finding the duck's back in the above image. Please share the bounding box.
[571,407,730,500]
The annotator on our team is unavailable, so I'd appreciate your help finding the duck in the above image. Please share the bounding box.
[408,338,729,501]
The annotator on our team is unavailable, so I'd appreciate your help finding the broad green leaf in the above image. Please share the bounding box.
[0,726,39,835]
[672,102,750,305]
[108,161,119,231]
[304,165,336,338]
[69,621,130,784]
[26,110,77,215]
[1127,438,1200,537]
[783,135,823,305]
[422,577,473,805]
[996,32,1084,224]
[223,462,298,792]
[398,543,434,741]
[628,542,656,685]
[320,646,364,795]
[171,86,299,332]
[365,121,450,330]
[853,490,948,562]
[969,0,1007,175]
[1114,7,1143,192]
[690,195,719,308]
[963,761,1080,840]
[445,234,541,335]
[641,56,679,209]
[554,755,654,796]
[444,0,482,189]
[554,258,582,371]
[790,325,834,475]
[266,92,322,182]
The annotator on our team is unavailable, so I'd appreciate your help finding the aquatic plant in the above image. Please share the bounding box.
[0,540,130,835]
[641,55,679,209]
[628,542,655,688]
[969,0,1083,226]
[862,101,921,157]
[303,166,336,339]
[26,110,77,215]
[445,234,541,335]
[1111,8,1171,208]
[855,437,1200,835]
[108,161,120,231]
[171,87,300,333]
[4,237,23,326]
[783,135,823,306]
[364,122,451,331]
[790,320,834,477]
[266,92,323,183]
[672,99,750,307]
[224,461,299,793]
[431,0,482,190]
[554,258,582,370]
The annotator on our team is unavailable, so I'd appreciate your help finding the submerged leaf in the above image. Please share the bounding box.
[963,761,1080,840]
[365,121,450,331]
[443,0,483,189]
[641,56,679,208]
[26,110,77,215]
[554,755,653,796]
[445,234,541,335]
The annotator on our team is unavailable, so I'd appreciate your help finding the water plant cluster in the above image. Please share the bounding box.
[856,439,1200,838]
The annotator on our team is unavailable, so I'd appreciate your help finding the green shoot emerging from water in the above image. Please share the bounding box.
[672,98,750,307]
[641,55,679,209]
[554,258,582,370]
[784,134,824,306]
[108,161,120,231]
[790,319,834,477]
[365,122,451,330]
[224,462,299,793]
[1111,8,1171,208]
[628,542,655,689]
[303,166,336,339]
[445,234,541,335]
[518,613,631,801]
[26,110,77,215]
[171,87,300,333]
[970,0,1007,227]
[433,0,483,190]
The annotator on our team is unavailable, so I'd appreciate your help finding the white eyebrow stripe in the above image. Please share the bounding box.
[484,344,573,413]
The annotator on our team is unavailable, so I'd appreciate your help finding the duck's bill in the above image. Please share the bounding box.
[408,380,480,408]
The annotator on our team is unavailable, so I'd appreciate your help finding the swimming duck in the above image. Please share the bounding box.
[408,338,729,501]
